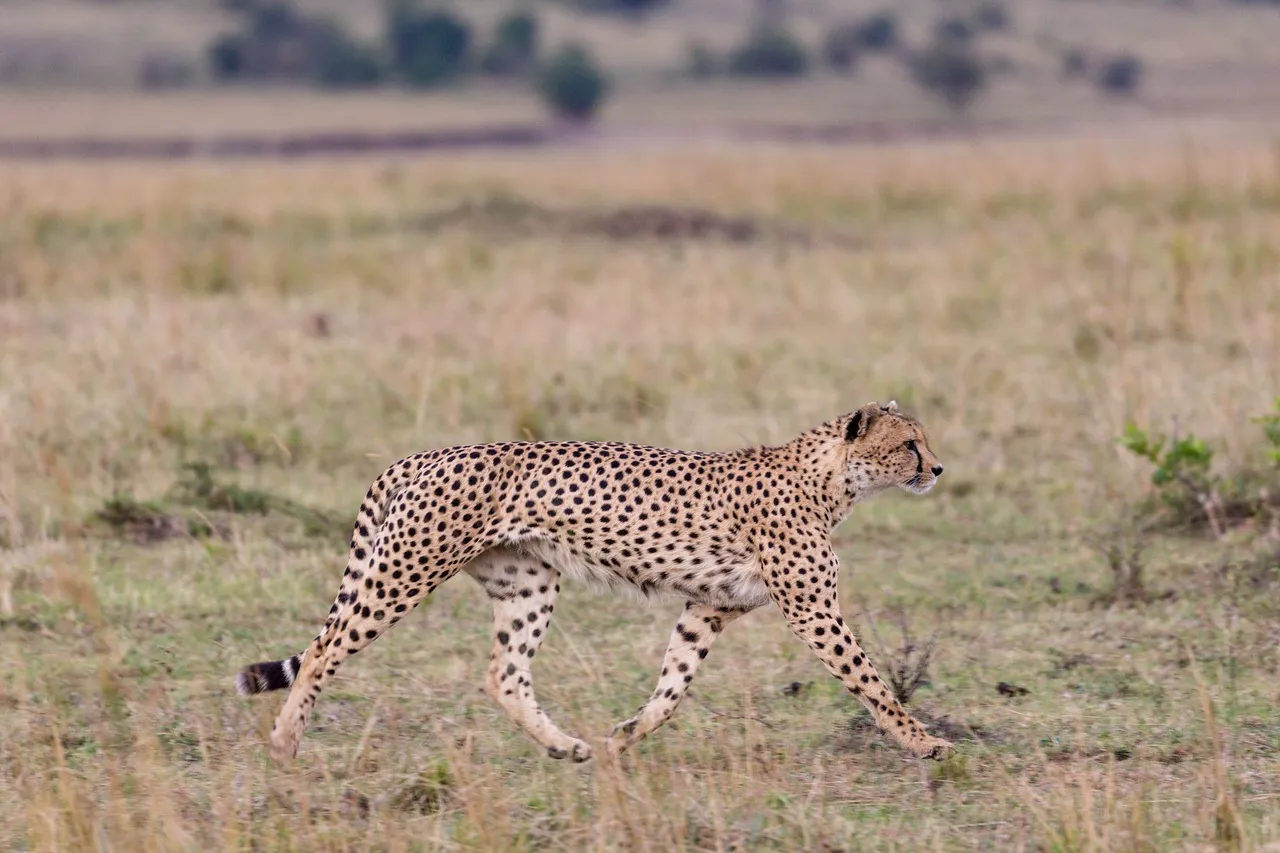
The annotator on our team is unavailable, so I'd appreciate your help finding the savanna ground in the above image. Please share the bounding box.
[2,128,1280,851]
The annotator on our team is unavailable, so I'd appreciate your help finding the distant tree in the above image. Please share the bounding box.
[208,32,251,80]
[987,53,1016,77]
[684,39,719,78]
[570,0,671,18]
[138,55,196,90]
[480,10,540,76]
[972,2,1011,32]
[611,0,670,13]
[386,2,472,87]
[206,1,384,88]
[933,16,975,45]
[538,43,610,121]
[249,0,307,41]
[1060,47,1087,79]
[727,22,810,78]
[1098,54,1142,96]
[310,20,387,88]
[909,40,987,112]
[822,23,862,73]
[855,12,898,52]
[217,0,260,14]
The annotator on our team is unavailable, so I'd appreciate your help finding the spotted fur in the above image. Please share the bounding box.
[237,401,955,764]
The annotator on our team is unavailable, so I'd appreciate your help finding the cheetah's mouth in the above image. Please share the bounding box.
[902,474,936,495]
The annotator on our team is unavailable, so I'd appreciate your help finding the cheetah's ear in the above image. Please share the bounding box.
[845,403,879,441]
[845,412,862,441]
[883,400,899,414]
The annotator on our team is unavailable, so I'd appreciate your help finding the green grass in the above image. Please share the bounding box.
[2,135,1280,850]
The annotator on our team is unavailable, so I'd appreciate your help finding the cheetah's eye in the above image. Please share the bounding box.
[905,440,917,452]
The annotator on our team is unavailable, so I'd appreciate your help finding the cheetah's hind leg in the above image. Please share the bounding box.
[468,548,591,762]
[254,490,480,763]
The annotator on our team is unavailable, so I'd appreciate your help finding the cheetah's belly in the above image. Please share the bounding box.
[510,533,771,610]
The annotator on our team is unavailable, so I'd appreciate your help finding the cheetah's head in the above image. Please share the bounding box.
[842,401,944,497]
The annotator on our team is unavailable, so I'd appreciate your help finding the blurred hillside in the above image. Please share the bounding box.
[1,0,1279,141]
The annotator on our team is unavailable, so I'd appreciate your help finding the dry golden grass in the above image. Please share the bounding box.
[2,129,1280,851]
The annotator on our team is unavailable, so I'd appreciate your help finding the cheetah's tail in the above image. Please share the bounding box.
[235,653,303,696]
[233,453,430,700]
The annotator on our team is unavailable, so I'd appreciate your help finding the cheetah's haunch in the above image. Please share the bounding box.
[236,401,955,764]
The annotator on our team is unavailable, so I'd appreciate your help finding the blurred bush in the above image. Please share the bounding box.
[138,54,197,90]
[727,22,810,78]
[1098,53,1143,96]
[565,0,671,17]
[311,22,387,88]
[972,2,1011,32]
[480,10,540,77]
[934,16,976,45]
[538,43,610,121]
[683,39,719,79]
[1060,47,1088,79]
[855,11,899,52]
[386,2,472,88]
[822,23,862,73]
[207,0,387,88]
[908,39,988,112]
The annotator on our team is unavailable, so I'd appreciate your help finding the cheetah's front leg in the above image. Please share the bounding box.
[759,536,955,761]
[604,602,749,758]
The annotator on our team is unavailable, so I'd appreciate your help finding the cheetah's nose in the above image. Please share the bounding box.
[931,465,944,477]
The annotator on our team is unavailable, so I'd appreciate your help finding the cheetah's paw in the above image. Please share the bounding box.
[915,736,956,761]
[546,739,593,763]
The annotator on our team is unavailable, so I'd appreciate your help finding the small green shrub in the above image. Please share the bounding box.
[172,461,271,515]
[391,759,455,814]
[93,494,198,544]
[1119,423,1214,493]
[1253,397,1280,467]
[1087,517,1155,605]
[171,461,340,539]
[1118,407,1280,535]
[727,22,810,78]
[860,606,938,705]
[537,43,610,122]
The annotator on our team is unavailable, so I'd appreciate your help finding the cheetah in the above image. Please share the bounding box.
[236,401,956,764]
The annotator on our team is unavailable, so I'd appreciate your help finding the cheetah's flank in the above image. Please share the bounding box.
[236,401,955,764]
